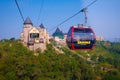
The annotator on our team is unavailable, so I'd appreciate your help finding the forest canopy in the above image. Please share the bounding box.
[0,40,120,80]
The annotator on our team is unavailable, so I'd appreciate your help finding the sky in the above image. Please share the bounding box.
[0,0,120,41]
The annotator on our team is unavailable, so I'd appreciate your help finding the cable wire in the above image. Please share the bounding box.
[85,0,98,9]
[49,0,98,32]
[15,0,24,22]
[36,0,44,25]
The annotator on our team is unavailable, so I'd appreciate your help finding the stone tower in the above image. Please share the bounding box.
[23,17,33,44]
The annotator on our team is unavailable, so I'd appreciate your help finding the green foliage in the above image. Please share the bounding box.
[102,70,120,80]
[0,40,120,80]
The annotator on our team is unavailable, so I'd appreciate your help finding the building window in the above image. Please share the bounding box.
[30,33,39,38]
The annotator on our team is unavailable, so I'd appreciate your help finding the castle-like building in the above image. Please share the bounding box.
[20,17,49,52]
[52,27,67,46]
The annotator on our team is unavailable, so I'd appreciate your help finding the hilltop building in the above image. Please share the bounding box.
[20,17,49,52]
[52,28,66,46]
[96,36,104,41]
[52,27,64,39]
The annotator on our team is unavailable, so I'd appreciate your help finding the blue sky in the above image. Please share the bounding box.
[0,0,120,41]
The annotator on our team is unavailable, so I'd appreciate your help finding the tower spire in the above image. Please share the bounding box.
[23,17,33,25]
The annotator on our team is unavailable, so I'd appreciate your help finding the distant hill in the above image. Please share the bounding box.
[0,40,120,80]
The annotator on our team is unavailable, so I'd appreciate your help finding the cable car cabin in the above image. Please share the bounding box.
[66,26,96,50]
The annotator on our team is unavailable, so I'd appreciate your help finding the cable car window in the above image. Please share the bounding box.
[73,29,94,41]
[30,33,39,38]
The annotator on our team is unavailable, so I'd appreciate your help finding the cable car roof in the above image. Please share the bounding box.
[71,25,91,29]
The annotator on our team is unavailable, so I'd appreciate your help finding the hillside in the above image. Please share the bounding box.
[0,40,120,80]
